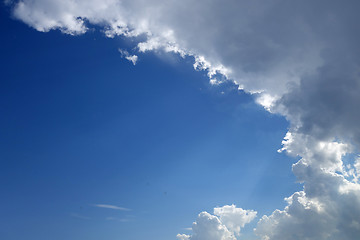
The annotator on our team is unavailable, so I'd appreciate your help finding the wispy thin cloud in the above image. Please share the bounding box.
[92,204,131,211]
[118,48,138,65]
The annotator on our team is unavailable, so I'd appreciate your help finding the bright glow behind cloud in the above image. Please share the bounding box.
[11,0,360,239]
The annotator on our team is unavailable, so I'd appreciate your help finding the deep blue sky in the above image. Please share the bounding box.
[0,6,299,240]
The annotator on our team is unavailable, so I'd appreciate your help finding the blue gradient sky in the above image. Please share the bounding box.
[0,6,299,240]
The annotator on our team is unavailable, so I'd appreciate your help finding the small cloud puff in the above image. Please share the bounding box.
[118,49,138,65]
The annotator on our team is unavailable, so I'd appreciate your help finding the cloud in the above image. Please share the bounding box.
[276,59,360,147]
[213,205,257,236]
[255,134,360,240]
[10,0,360,239]
[11,0,324,95]
[177,212,235,240]
[176,234,191,240]
[177,206,256,240]
[92,204,131,211]
[118,48,138,65]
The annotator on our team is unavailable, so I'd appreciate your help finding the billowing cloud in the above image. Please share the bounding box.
[179,212,235,240]
[177,206,256,240]
[10,0,360,239]
[213,205,257,237]
[255,137,360,240]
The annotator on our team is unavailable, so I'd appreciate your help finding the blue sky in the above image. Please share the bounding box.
[0,5,301,240]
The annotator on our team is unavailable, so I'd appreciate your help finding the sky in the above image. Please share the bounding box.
[1,1,360,240]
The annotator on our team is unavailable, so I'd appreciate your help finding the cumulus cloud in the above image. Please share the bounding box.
[10,0,360,239]
[213,205,257,237]
[255,137,360,240]
[182,212,236,240]
[177,206,256,240]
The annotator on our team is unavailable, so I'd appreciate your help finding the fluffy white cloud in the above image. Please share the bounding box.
[278,132,351,173]
[213,205,257,236]
[186,212,236,240]
[177,206,256,240]
[253,129,360,240]
[255,159,360,240]
[10,0,360,239]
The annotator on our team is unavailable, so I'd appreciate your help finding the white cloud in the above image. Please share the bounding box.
[92,204,131,211]
[177,206,256,240]
[178,211,236,240]
[253,131,360,240]
[213,205,257,236]
[118,48,138,65]
[10,0,360,239]
[176,234,191,240]
[278,132,351,173]
[255,159,360,240]
[125,55,138,65]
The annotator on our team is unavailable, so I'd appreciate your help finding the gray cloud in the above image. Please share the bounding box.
[277,55,360,146]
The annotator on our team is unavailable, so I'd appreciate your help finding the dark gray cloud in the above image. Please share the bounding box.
[278,52,360,146]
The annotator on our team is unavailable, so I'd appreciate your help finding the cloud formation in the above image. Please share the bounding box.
[10,0,360,239]
[256,135,360,240]
[177,206,257,240]
[213,205,257,237]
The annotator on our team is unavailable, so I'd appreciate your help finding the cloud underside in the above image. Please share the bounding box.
[11,0,360,239]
